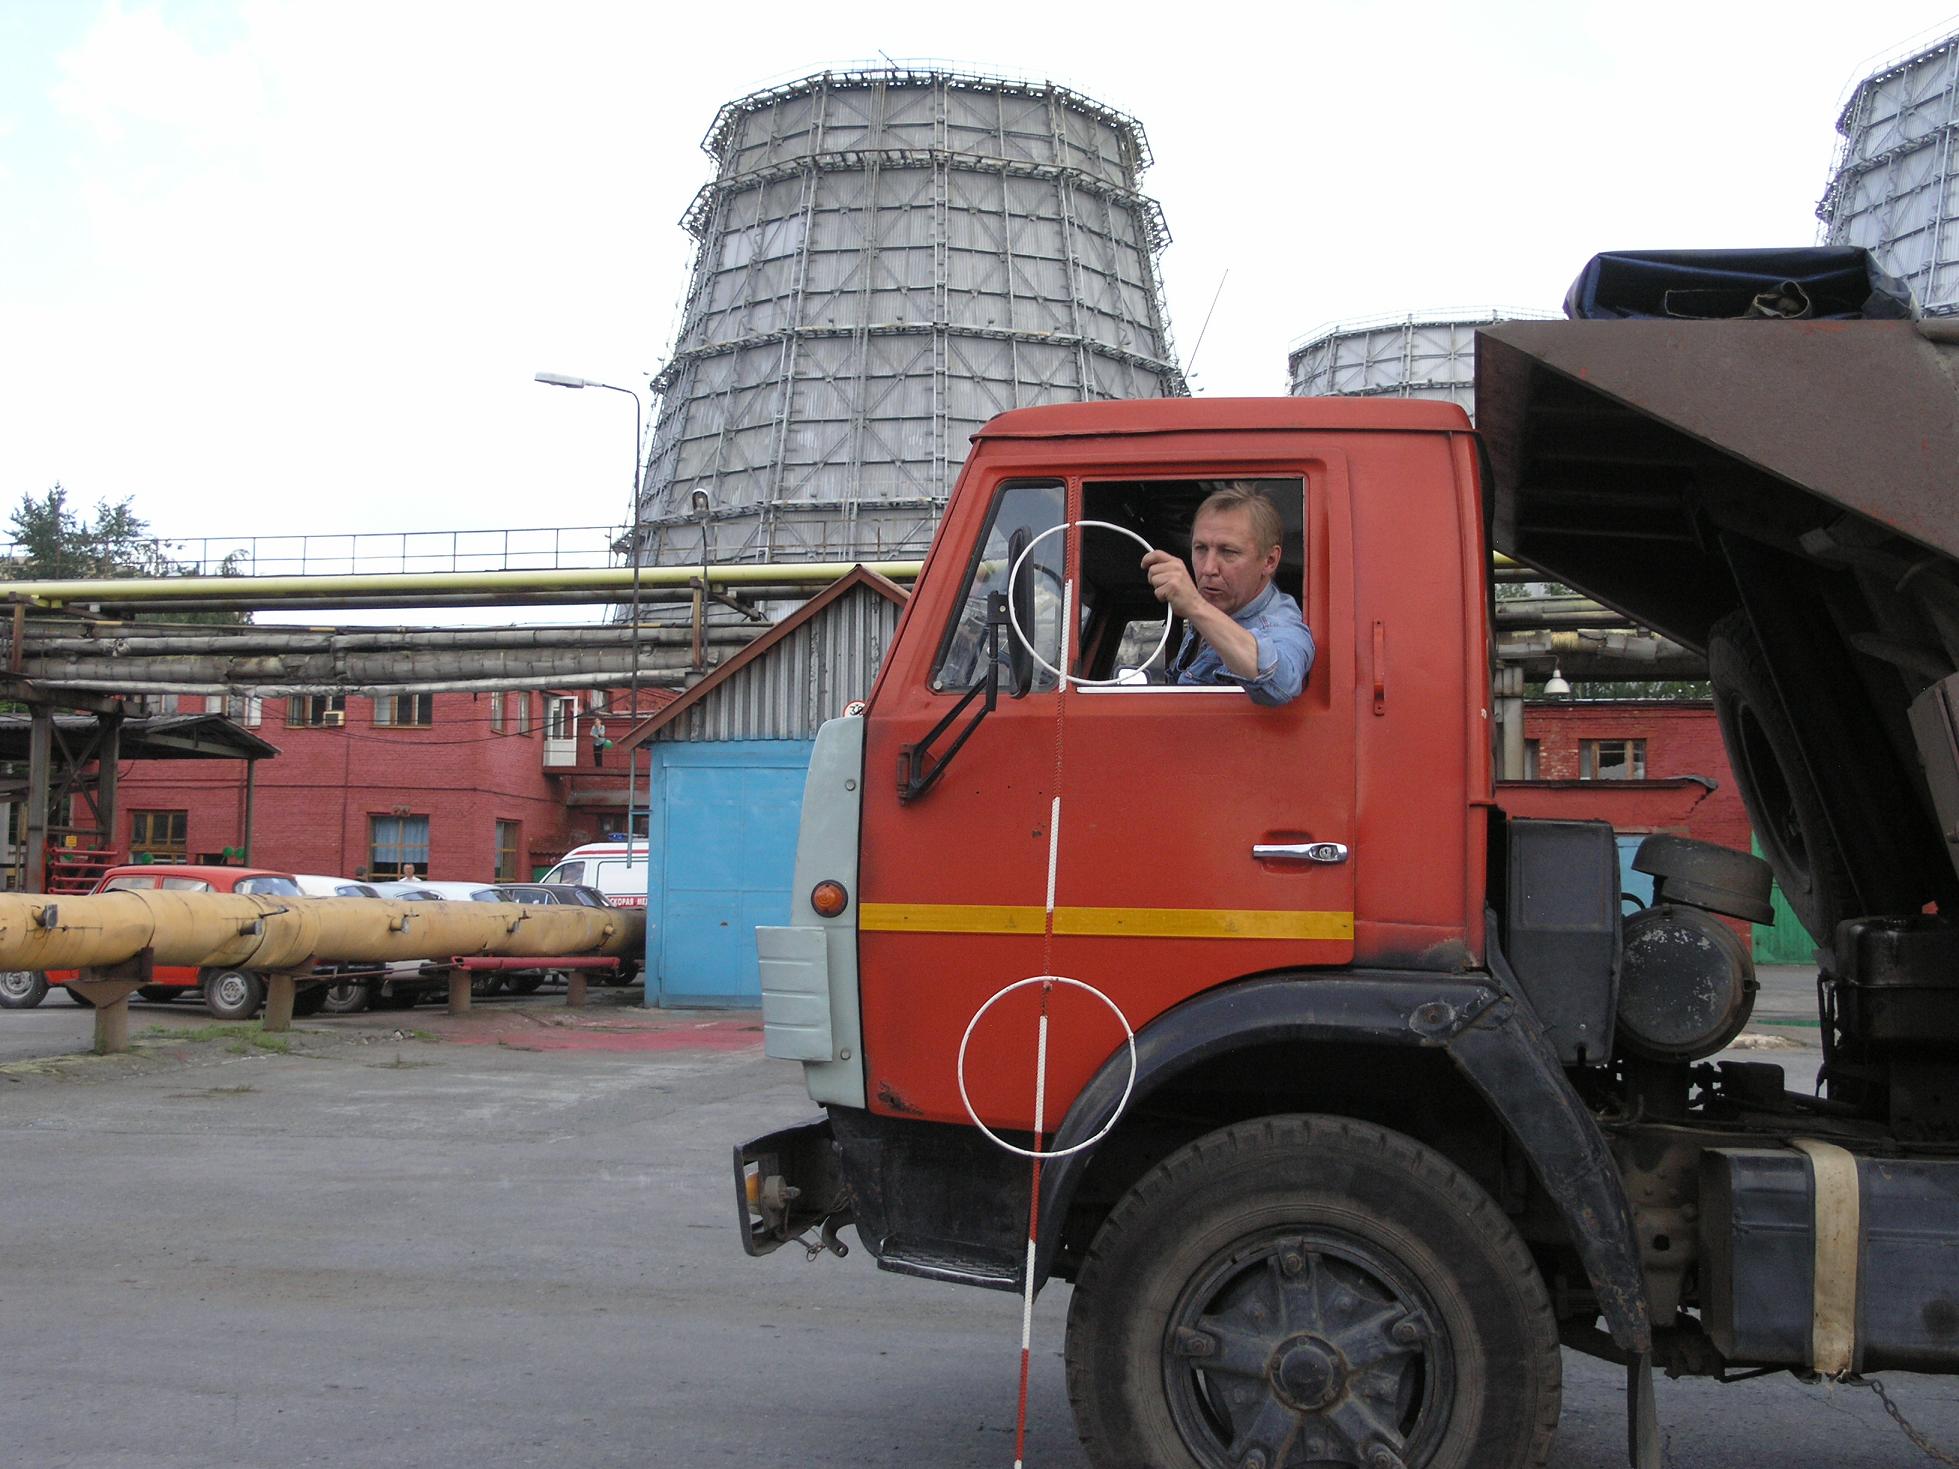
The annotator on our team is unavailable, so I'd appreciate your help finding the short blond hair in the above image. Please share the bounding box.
[1196,482,1283,554]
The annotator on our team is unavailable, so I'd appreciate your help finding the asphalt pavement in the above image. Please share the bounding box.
[1,975,1955,1468]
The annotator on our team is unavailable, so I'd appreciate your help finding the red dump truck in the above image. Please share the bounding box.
[735,251,1959,1468]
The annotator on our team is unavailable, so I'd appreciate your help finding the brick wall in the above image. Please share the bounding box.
[112,687,670,881]
[1508,700,1751,855]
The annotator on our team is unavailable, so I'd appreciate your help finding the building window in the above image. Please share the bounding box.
[1523,739,1541,780]
[489,692,504,734]
[511,693,532,735]
[1580,738,1646,780]
[495,820,521,881]
[288,694,346,727]
[205,693,262,727]
[374,693,434,727]
[131,809,188,861]
[369,814,430,878]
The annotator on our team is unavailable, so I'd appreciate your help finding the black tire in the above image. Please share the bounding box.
[0,971,48,1009]
[292,984,329,1017]
[202,969,264,1021]
[509,974,545,995]
[321,980,372,1015]
[377,988,420,1011]
[1065,1114,1560,1469]
[1708,611,1855,943]
[138,985,178,1004]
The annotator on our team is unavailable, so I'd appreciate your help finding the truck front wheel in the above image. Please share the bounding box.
[1065,1115,1560,1469]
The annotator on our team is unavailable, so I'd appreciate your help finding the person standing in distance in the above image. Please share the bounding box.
[1140,483,1315,707]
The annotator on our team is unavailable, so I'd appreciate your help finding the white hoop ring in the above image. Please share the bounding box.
[1006,520,1174,688]
[956,975,1139,1161]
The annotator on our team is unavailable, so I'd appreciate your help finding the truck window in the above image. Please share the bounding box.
[931,480,1065,693]
[546,861,581,884]
[1076,477,1306,685]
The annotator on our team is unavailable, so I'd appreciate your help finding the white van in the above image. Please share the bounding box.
[536,842,650,909]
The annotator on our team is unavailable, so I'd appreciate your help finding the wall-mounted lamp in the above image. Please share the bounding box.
[1543,665,1572,696]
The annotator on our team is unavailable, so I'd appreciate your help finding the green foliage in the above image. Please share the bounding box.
[2,484,249,624]
[3,485,177,580]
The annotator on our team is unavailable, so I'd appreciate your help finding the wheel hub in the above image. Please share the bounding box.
[1271,1334,1342,1411]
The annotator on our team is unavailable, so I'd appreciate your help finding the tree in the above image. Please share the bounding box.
[1,484,249,624]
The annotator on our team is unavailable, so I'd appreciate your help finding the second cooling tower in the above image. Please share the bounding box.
[640,69,1187,566]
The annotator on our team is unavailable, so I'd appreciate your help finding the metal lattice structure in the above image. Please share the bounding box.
[1819,29,1959,312]
[639,68,1186,567]
[1286,309,1556,420]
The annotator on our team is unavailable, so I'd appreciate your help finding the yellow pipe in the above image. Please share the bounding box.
[0,892,644,971]
[1,561,925,609]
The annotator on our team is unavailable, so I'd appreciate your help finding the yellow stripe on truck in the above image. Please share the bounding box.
[858,903,1354,941]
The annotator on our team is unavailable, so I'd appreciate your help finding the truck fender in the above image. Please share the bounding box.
[1035,971,1651,1354]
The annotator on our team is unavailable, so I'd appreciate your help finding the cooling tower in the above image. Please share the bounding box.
[639,68,1186,566]
[1819,30,1959,311]
[1286,309,1556,420]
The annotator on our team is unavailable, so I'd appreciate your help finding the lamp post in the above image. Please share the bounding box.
[535,371,648,871]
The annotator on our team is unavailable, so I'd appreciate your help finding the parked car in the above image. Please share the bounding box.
[490,883,635,987]
[291,874,384,899]
[370,880,519,996]
[534,843,649,909]
[0,864,311,1019]
[290,875,390,1013]
[493,882,613,909]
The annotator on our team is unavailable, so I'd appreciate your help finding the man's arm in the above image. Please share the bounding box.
[1141,551,1262,679]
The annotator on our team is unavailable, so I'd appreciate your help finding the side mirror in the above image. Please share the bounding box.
[1006,527,1036,698]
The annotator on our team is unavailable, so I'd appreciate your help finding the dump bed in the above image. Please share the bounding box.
[1476,313,1959,933]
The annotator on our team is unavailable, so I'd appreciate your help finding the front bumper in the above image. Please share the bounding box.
[733,1114,853,1258]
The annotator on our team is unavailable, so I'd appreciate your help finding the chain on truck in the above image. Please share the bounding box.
[734,248,1959,1469]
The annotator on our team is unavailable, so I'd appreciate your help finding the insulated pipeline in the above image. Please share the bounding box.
[0,892,643,971]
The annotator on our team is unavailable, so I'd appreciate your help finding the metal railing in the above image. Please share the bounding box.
[0,525,629,580]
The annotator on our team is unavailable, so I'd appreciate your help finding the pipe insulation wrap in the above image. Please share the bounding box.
[0,893,644,970]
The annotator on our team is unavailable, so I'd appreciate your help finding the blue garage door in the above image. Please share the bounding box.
[649,741,813,1007]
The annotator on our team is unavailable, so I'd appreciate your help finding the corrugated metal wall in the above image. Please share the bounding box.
[651,583,902,743]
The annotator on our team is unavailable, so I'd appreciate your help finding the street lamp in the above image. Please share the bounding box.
[535,370,648,869]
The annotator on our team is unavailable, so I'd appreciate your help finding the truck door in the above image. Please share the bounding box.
[857,466,1356,1131]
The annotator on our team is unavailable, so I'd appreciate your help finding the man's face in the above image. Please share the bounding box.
[1189,506,1281,615]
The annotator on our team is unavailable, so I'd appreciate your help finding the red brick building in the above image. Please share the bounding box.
[107,687,669,882]
[1503,700,1750,856]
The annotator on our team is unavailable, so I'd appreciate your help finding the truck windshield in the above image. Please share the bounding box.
[932,479,1065,693]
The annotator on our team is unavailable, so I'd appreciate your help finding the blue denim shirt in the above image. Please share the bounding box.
[1169,581,1315,706]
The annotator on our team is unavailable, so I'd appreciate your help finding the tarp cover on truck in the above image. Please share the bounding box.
[1562,247,1913,322]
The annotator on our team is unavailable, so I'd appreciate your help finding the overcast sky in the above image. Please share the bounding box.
[1,1,1953,576]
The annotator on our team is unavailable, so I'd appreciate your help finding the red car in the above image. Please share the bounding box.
[0,864,306,1019]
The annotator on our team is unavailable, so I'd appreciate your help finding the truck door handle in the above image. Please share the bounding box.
[1252,842,1350,864]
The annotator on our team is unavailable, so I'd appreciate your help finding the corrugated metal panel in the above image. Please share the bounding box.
[653,583,901,743]
[639,69,1186,569]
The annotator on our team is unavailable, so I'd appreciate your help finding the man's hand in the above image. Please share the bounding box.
[1142,549,1203,619]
